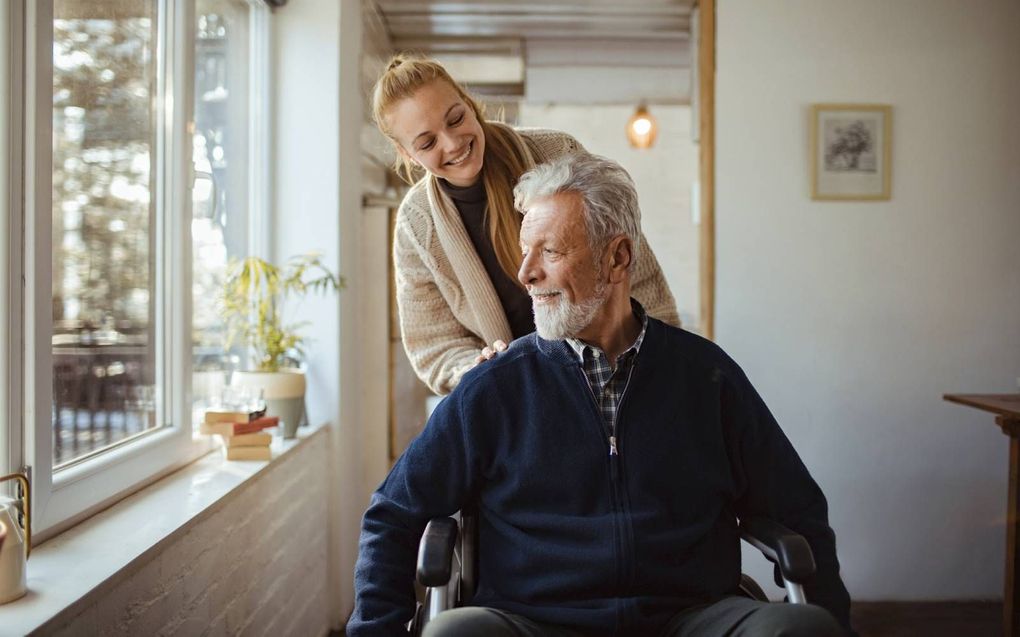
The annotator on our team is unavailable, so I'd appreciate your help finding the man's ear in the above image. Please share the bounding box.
[606,235,633,283]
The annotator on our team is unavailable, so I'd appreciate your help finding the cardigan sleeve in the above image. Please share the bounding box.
[393,202,485,395]
[631,234,681,327]
[521,126,586,162]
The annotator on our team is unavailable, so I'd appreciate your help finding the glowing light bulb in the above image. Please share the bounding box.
[626,105,658,149]
[632,118,652,135]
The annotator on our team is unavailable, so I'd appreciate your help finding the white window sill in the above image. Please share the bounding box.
[1,422,329,635]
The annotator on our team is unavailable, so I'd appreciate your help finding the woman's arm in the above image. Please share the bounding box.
[393,211,485,395]
[631,233,682,327]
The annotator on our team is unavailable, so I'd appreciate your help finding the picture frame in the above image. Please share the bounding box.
[810,103,892,201]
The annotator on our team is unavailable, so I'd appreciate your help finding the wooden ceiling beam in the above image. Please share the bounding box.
[378,1,693,17]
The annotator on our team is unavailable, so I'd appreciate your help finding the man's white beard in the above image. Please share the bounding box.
[532,281,609,340]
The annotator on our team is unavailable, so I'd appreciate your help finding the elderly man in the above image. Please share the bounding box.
[349,153,854,637]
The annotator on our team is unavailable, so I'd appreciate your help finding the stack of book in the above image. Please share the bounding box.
[200,408,279,460]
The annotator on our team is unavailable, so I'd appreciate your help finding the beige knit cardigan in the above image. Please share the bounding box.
[393,125,681,395]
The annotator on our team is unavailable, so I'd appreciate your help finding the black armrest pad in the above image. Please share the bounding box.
[417,517,459,587]
[739,517,816,584]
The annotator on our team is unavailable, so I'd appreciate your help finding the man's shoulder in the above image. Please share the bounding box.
[453,334,571,397]
[646,318,743,377]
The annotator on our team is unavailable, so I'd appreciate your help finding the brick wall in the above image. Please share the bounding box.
[37,435,331,636]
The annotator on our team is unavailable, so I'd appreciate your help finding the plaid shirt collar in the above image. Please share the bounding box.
[565,301,648,450]
[566,299,648,365]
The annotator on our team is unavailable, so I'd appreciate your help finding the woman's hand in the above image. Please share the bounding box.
[473,340,508,365]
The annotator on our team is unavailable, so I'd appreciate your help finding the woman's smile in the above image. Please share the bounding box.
[445,140,473,166]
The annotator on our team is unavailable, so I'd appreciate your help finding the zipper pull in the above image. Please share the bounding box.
[609,436,618,457]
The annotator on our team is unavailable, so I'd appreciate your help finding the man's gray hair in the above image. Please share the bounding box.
[513,153,642,267]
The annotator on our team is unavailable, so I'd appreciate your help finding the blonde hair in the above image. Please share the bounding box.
[372,54,531,284]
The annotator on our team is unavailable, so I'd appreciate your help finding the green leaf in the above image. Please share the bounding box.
[219,253,342,371]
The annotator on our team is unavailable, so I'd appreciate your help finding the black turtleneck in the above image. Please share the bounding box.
[439,178,535,340]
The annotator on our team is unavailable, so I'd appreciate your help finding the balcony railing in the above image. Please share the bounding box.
[52,324,156,466]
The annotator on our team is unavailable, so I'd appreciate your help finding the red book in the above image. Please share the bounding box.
[232,416,279,435]
[200,415,279,436]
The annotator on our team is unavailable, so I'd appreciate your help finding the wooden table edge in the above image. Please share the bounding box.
[944,393,1020,420]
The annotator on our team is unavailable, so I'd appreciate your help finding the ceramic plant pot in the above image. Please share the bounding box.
[231,369,306,438]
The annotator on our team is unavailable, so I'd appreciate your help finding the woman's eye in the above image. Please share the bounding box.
[449,114,464,127]
[419,139,435,151]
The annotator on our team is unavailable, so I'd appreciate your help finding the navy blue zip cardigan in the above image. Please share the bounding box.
[349,319,852,636]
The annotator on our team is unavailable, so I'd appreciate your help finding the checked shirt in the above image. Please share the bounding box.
[566,302,648,455]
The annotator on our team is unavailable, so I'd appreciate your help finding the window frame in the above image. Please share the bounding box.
[8,0,272,540]
[2,0,24,479]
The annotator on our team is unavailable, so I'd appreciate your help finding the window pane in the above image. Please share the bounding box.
[191,0,250,419]
[51,0,159,466]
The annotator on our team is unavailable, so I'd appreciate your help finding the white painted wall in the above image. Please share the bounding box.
[272,0,342,438]
[518,104,700,330]
[272,0,367,628]
[336,1,370,625]
[525,39,691,105]
[360,0,398,497]
[526,66,691,106]
[717,0,1020,600]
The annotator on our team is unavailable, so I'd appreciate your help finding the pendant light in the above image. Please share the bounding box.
[626,103,658,149]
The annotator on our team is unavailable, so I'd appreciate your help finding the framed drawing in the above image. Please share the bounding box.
[811,104,892,201]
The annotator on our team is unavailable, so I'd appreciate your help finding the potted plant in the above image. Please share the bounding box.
[221,253,342,438]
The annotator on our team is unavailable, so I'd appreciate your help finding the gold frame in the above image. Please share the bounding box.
[810,103,892,201]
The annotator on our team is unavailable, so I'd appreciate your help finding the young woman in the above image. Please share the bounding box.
[373,55,680,395]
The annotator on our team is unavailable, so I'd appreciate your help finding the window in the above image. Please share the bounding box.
[191,0,256,417]
[51,0,160,468]
[7,0,270,537]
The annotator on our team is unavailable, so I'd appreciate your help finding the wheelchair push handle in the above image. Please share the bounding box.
[417,517,458,587]
[738,516,815,604]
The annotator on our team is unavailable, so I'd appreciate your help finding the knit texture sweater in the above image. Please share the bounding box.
[438,178,535,339]
[349,318,853,637]
[393,125,681,395]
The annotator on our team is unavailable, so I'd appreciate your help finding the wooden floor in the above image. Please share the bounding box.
[852,601,1001,637]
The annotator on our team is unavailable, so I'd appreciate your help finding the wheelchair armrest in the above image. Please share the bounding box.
[417,517,458,587]
[738,517,816,584]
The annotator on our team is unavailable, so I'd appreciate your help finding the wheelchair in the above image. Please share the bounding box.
[410,508,817,635]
